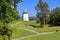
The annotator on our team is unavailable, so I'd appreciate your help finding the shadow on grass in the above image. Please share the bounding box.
[29,25,43,28]
[48,24,60,27]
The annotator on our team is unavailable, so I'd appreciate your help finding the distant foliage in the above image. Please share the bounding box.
[49,7,60,26]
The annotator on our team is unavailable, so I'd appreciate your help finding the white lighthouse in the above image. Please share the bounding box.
[23,10,29,21]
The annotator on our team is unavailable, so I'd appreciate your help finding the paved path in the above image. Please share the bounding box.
[13,32,55,40]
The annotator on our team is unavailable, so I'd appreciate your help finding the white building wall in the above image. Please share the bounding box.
[23,14,29,21]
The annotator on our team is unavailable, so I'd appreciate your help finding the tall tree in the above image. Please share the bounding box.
[35,0,49,27]
[0,0,22,40]
[0,0,12,23]
[0,0,22,23]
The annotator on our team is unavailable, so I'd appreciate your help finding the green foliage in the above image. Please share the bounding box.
[0,22,12,40]
[35,0,50,27]
[0,0,21,23]
[50,7,60,26]
[0,0,22,40]
[5,8,20,23]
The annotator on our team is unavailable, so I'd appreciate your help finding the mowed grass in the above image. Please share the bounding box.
[8,20,60,39]
[12,20,60,33]
[22,32,60,40]
[8,21,35,38]
[12,27,35,38]
[14,20,39,28]
[8,21,36,28]
[19,21,60,33]
[31,27,60,33]
[9,20,60,33]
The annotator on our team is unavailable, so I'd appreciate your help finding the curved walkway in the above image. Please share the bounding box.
[13,27,55,40]
[18,28,39,34]
[10,22,56,40]
[13,32,55,40]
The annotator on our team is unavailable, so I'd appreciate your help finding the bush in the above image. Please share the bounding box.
[0,22,12,40]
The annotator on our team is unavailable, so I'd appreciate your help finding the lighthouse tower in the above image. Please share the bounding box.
[23,10,29,21]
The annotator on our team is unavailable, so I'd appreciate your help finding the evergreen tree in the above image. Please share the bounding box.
[35,0,49,27]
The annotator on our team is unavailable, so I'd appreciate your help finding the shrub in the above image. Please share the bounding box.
[0,22,12,40]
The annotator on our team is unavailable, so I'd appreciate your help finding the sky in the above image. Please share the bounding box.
[17,0,60,17]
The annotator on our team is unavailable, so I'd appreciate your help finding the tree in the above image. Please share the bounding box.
[12,0,22,8]
[49,7,60,26]
[35,0,49,27]
[0,0,22,23]
[5,8,20,23]
[0,0,22,40]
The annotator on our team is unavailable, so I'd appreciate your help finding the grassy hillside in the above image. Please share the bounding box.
[12,29,35,38]
[22,32,60,40]
[8,21,36,38]
[7,20,39,28]
[8,20,60,39]
[31,27,60,33]
[8,20,60,33]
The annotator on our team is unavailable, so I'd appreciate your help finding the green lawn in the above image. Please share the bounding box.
[11,20,39,28]
[31,27,60,33]
[8,20,60,39]
[8,20,60,33]
[7,21,36,39]
[12,27,35,38]
[22,32,60,40]
[10,20,60,33]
